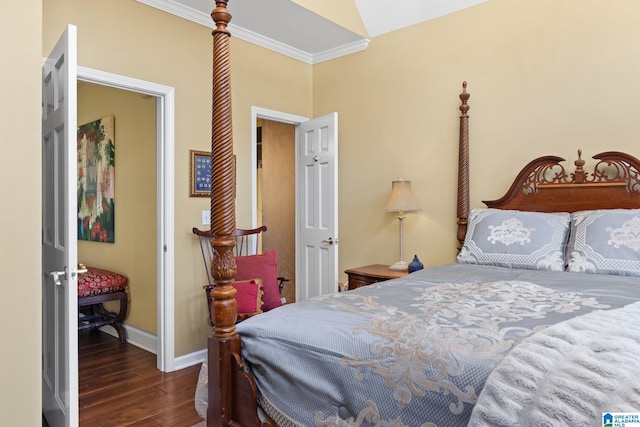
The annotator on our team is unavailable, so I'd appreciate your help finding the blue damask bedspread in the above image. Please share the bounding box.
[236,264,640,427]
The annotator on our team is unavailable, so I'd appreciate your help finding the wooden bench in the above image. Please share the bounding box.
[78,266,129,343]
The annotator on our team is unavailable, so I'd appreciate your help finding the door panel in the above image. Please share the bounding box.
[42,24,78,427]
[297,113,338,300]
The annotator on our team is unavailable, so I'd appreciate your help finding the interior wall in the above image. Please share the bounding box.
[43,0,313,356]
[77,82,157,334]
[259,119,296,304]
[312,0,640,282]
[1,0,42,424]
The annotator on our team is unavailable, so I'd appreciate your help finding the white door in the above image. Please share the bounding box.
[296,113,339,300]
[42,24,79,427]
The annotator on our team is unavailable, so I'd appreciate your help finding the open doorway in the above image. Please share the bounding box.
[251,107,309,303]
[76,66,176,371]
[251,107,339,303]
[73,72,176,422]
[77,81,158,345]
[256,118,296,303]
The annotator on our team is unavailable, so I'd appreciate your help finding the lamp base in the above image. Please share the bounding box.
[388,260,409,271]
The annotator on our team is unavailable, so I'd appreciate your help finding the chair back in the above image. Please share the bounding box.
[192,226,267,287]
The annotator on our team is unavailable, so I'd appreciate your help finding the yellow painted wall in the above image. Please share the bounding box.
[43,0,312,356]
[78,82,157,333]
[314,0,640,280]
[1,0,42,424]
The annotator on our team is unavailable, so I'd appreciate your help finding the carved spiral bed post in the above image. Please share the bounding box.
[457,82,470,248]
[208,1,238,425]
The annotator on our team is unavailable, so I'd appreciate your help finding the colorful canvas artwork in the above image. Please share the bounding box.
[77,115,115,243]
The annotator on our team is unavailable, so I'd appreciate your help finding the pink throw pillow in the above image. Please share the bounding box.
[235,249,282,311]
[231,278,264,321]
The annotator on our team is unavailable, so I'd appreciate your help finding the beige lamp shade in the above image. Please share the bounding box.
[384,180,421,271]
[384,180,420,214]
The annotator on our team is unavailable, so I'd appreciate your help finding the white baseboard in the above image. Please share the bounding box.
[174,348,207,370]
[100,323,207,370]
[99,323,157,354]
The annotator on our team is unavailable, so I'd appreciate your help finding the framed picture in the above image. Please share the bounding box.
[78,115,116,242]
[190,150,211,197]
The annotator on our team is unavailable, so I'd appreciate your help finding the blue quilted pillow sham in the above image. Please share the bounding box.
[457,208,571,271]
[566,209,640,276]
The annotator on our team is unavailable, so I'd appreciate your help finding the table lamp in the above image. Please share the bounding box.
[384,180,421,271]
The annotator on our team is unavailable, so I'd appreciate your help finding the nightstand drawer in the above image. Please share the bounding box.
[346,275,380,289]
[345,264,408,289]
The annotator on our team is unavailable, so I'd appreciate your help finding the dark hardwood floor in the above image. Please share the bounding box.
[77,329,205,426]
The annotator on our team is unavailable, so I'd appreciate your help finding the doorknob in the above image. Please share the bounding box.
[49,267,68,286]
[322,237,334,245]
[49,264,87,286]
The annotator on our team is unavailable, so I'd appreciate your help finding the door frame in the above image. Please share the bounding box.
[78,66,176,371]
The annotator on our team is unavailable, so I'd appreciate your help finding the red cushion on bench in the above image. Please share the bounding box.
[78,267,128,297]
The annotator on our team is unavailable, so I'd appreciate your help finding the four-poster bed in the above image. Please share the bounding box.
[204,2,640,425]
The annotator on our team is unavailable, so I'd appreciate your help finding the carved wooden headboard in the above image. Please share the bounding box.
[483,150,640,212]
[455,83,640,247]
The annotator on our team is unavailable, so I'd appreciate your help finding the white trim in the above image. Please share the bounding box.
[230,24,313,64]
[253,107,309,125]
[77,66,176,372]
[156,89,176,372]
[99,324,158,355]
[174,349,208,370]
[250,107,309,228]
[313,39,370,64]
[135,0,368,64]
[137,0,205,25]
[101,323,201,370]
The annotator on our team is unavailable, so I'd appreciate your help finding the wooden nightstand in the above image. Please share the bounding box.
[344,264,408,290]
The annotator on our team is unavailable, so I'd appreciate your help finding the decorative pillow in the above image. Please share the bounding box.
[78,266,128,297]
[566,209,640,276]
[457,208,571,271]
[232,278,264,321]
[235,249,282,311]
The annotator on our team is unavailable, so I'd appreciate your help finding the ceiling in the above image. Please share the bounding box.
[136,0,490,63]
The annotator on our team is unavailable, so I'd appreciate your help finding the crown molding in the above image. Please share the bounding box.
[230,23,314,64]
[136,0,368,64]
[312,39,369,64]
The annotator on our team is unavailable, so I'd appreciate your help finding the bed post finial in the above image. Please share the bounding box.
[573,149,586,183]
[208,0,239,425]
[211,1,231,35]
[459,81,470,114]
[457,82,470,248]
